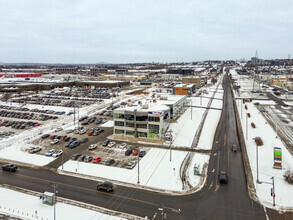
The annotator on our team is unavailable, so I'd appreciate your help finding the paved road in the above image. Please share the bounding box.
[1,74,292,219]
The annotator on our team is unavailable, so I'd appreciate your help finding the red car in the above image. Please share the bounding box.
[50,134,57,139]
[88,130,94,136]
[92,157,102,163]
[34,123,41,127]
[133,149,139,156]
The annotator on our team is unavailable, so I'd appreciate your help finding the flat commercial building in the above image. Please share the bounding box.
[173,84,196,96]
[182,76,208,87]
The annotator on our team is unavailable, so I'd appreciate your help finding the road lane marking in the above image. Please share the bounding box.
[13,173,176,210]
[212,169,215,172]
[263,206,270,220]
[214,185,220,193]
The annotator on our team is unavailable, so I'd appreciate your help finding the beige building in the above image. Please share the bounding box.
[182,76,207,87]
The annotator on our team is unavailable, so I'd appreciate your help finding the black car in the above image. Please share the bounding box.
[81,121,89,126]
[97,181,113,192]
[219,171,228,184]
[125,149,133,156]
[105,159,115,166]
[2,164,18,172]
[139,150,146,157]
[71,153,82,160]
[102,139,110,146]
[78,155,86,161]
[80,138,88,143]
[41,134,50,139]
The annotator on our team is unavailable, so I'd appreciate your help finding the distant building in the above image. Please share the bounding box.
[55,67,78,74]
[166,69,194,76]
[173,84,196,96]
[182,76,207,87]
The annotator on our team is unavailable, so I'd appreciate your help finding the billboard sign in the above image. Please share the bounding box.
[273,147,282,169]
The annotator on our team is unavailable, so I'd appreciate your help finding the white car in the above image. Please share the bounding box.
[66,129,74,133]
[102,119,108,123]
[89,144,97,150]
[108,141,116,147]
[54,127,63,132]
[120,143,127,148]
[52,150,63,157]
[51,139,59,145]
[45,149,56,157]
[127,161,136,169]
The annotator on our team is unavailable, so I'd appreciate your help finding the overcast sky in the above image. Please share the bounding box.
[0,0,292,63]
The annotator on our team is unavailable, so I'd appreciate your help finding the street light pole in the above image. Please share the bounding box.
[169,129,172,161]
[246,114,248,140]
[271,177,275,206]
[256,143,259,183]
[52,184,58,220]
[137,147,140,184]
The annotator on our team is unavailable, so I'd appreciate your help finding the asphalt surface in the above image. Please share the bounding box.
[1,74,293,219]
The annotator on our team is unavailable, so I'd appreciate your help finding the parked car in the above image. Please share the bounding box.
[127,161,136,169]
[92,157,102,163]
[52,150,63,158]
[80,138,88,143]
[132,149,139,156]
[2,164,18,172]
[105,158,115,166]
[108,141,115,147]
[41,134,50,139]
[120,143,127,148]
[88,130,94,136]
[66,129,74,133]
[139,150,146,157]
[28,146,42,154]
[219,171,228,184]
[78,155,86,161]
[125,149,133,156]
[84,156,93,162]
[71,153,82,160]
[81,121,89,126]
[51,139,59,145]
[102,139,110,146]
[45,149,56,157]
[96,118,102,124]
[96,181,113,192]
[89,144,97,150]
[69,141,80,148]
[54,127,63,132]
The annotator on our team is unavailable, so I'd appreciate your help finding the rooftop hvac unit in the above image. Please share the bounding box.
[128,102,133,106]
[160,96,168,100]
[142,104,148,109]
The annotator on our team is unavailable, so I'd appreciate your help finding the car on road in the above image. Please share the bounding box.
[219,171,228,184]
[51,139,59,145]
[54,127,63,132]
[45,149,56,157]
[92,157,102,163]
[231,144,238,152]
[89,144,97,150]
[108,141,115,147]
[127,161,136,169]
[2,164,18,172]
[52,150,63,158]
[97,181,113,192]
[125,149,132,156]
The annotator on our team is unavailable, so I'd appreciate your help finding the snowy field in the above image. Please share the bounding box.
[0,187,129,220]
[232,69,293,210]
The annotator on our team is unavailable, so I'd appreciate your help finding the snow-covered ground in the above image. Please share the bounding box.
[0,187,129,220]
[231,69,293,210]
[0,77,225,217]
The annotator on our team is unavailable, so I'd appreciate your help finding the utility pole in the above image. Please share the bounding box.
[73,101,76,128]
[169,129,172,161]
[271,177,275,206]
[246,113,248,140]
[137,147,140,184]
[256,142,259,183]
[52,184,58,220]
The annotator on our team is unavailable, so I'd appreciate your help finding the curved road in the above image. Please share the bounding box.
[1,74,292,219]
